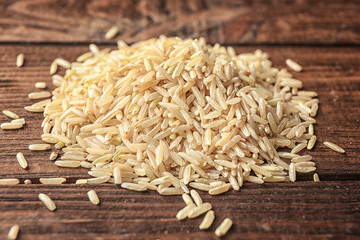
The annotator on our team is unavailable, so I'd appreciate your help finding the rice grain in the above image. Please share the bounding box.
[190,189,203,206]
[188,202,212,218]
[16,53,24,67]
[215,218,233,237]
[1,122,23,130]
[7,224,19,240]
[39,178,66,184]
[0,179,19,185]
[3,110,19,119]
[38,193,56,211]
[286,59,302,72]
[323,141,345,153]
[28,91,51,99]
[199,210,215,230]
[176,203,196,220]
[87,190,100,205]
[16,152,28,169]
[105,26,118,40]
[313,173,320,182]
[35,82,47,89]
[29,144,51,151]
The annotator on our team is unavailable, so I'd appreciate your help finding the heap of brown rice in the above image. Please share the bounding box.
[42,36,318,194]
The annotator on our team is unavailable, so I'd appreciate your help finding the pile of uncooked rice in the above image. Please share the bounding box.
[42,36,318,194]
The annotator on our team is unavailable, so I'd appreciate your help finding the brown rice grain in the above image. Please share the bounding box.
[2,110,19,119]
[16,53,24,67]
[55,58,71,69]
[28,91,51,99]
[190,189,203,206]
[1,122,23,130]
[121,182,147,191]
[49,151,59,161]
[188,202,212,218]
[16,152,28,169]
[208,183,231,195]
[76,179,88,184]
[24,179,31,184]
[24,106,44,112]
[289,163,296,182]
[215,218,233,237]
[87,190,100,205]
[199,210,215,230]
[105,26,118,40]
[35,82,47,89]
[29,144,51,151]
[39,178,66,184]
[50,61,58,75]
[323,141,345,153]
[285,59,302,72]
[313,173,320,182]
[38,193,56,211]
[87,176,110,184]
[7,224,19,240]
[307,135,317,150]
[158,187,183,195]
[113,166,122,184]
[0,179,19,185]
[55,160,81,168]
[182,193,194,205]
[11,118,25,125]
[176,203,196,220]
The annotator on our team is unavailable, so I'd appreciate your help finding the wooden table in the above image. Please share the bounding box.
[0,1,359,239]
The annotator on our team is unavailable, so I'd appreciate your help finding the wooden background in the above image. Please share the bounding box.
[0,0,359,239]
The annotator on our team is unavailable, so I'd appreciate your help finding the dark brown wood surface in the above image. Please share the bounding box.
[0,0,360,239]
[0,0,359,44]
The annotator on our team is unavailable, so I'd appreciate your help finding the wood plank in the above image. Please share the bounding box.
[0,0,359,44]
[0,181,359,239]
[0,44,359,181]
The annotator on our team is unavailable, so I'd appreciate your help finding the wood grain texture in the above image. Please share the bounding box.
[0,1,360,238]
[0,0,359,44]
[0,182,359,239]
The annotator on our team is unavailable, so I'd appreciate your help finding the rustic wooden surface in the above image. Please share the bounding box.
[0,0,360,239]
[0,0,359,45]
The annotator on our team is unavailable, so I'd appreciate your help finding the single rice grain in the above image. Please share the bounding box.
[16,152,28,169]
[28,91,51,99]
[182,193,194,205]
[39,177,66,184]
[87,190,100,205]
[0,179,19,185]
[16,53,24,67]
[188,202,212,218]
[38,193,56,211]
[121,182,147,191]
[50,61,58,75]
[3,110,19,119]
[35,82,47,89]
[286,59,302,72]
[29,144,51,151]
[7,224,19,240]
[313,173,320,182]
[1,122,23,130]
[208,183,231,195]
[190,189,203,206]
[105,26,118,40]
[176,203,196,220]
[215,218,233,237]
[49,151,58,161]
[24,179,32,184]
[199,210,215,230]
[323,141,345,153]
